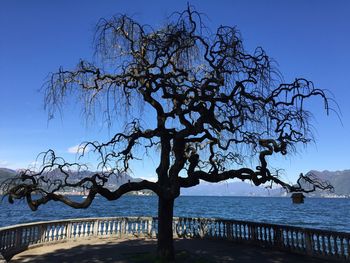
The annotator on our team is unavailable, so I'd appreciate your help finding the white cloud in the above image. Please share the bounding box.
[0,160,10,167]
[29,160,41,168]
[139,175,158,182]
[0,160,42,170]
[0,160,9,165]
[0,160,23,169]
[67,144,90,154]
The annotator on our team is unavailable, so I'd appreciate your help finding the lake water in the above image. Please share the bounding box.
[0,196,349,233]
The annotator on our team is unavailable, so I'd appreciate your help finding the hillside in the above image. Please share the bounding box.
[181,181,284,197]
[0,167,148,195]
[38,169,139,188]
[181,169,350,197]
[302,170,350,197]
[0,168,17,183]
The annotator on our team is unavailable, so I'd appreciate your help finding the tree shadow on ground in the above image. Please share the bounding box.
[10,238,331,263]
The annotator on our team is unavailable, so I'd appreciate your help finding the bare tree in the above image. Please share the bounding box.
[2,6,333,260]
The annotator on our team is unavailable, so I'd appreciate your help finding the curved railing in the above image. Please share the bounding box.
[0,217,349,261]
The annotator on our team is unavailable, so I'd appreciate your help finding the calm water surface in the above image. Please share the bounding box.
[0,196,349,232]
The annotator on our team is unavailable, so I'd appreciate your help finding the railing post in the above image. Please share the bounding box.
[38,225,44,243]
[274,227,283,248]
[112,220,116,236]
[121,219,126,238]
[148,218,152,237]
[66,222,72,240]
[172,218,178,238]
[340,237,345,259]
[226,222,232,240]
[305,231,313,255]
[15,227,22,248]
[251,225,257,243]
[93,220,99,237]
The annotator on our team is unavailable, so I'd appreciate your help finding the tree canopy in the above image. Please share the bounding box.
[2,6,333,260]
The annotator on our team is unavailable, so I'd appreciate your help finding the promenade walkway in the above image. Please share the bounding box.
[10,237,332,263]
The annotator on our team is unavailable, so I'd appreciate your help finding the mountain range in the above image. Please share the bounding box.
[0,168,349,197]
[0,168,17,182]
[180,181,284,196]
[299,170,350,197]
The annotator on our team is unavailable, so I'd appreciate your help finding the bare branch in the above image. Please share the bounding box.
[4,6,336,213]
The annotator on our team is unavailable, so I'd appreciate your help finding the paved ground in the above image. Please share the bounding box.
[10,238,332,263]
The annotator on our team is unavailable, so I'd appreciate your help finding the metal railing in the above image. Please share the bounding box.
[0,217,349,261]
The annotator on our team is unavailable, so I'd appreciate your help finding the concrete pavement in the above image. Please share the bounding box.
[10,237,332,263]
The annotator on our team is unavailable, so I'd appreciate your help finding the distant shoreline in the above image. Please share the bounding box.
[54,193,350,199]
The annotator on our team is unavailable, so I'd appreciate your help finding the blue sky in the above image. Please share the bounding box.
[0,0,349,184]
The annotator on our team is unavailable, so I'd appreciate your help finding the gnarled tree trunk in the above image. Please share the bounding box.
[157,196,175,260]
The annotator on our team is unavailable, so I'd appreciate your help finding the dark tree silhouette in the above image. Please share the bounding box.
[2,6,333,260]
